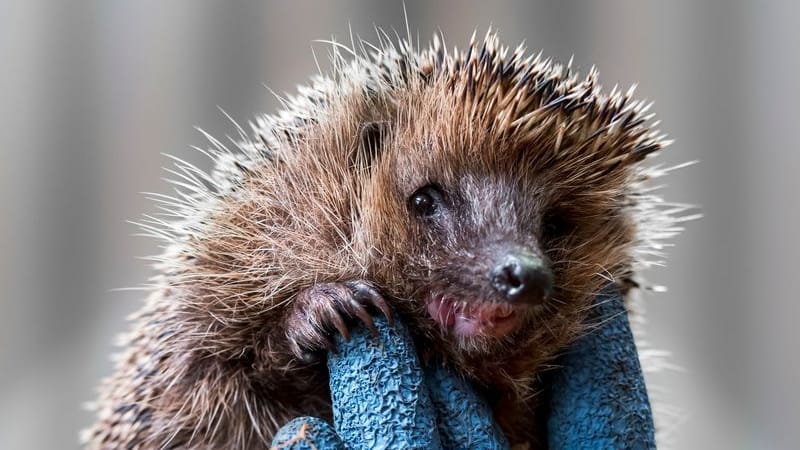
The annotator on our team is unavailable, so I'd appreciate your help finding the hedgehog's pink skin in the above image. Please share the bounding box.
[427,296,520,337]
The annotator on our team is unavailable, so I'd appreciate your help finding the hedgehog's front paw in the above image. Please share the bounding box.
[286,281,393,362]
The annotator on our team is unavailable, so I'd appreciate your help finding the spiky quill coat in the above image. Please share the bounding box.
[85,31,685,449]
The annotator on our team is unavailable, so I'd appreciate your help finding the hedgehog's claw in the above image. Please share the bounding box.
[346,280,394,326]
[343,295,377,338]
[286,280,392,361]
[330,308,351,341]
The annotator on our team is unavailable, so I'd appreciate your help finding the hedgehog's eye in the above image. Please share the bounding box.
[542,212,572,240]
[409,185,443,218]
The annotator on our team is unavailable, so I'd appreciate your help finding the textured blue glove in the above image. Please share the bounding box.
[271,313,508,450]
[547,288,656,449]
[271,288,655,449]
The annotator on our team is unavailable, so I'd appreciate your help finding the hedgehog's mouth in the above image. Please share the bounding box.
[426,295,520,338]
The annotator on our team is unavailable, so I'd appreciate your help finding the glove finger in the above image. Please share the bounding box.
[547,287,656,450]
[327,314,442,450]
[425,363,510,450]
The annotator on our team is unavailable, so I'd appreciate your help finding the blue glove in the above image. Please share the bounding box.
[271,287,655,449]
[271,312,508,450]
[547,287,656,449]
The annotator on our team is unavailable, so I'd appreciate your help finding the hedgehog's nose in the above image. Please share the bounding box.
[490,253,553,304]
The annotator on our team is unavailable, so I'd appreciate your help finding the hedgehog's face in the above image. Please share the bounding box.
[359,91,638,356]
[401,177,555,340]
[366,141,633,357]
[390,170,566,349]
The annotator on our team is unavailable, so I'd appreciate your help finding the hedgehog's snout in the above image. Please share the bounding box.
[490,252,552,305]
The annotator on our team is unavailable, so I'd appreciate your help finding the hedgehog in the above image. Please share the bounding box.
[85,30,686,449]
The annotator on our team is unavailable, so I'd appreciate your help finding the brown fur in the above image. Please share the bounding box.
[85,31,679,448]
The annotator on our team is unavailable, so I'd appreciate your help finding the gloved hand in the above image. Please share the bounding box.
[270,313,509,450]
[547,288,656,450]
[271,288,656,450]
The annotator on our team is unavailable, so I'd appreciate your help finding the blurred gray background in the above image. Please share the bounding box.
[1,1,797,448]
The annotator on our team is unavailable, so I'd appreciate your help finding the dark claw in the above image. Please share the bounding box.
[346,281,394,326]
[347,298,378,337]
[287,280,393,360]
[330,310,351,341]
[368,291,393,326]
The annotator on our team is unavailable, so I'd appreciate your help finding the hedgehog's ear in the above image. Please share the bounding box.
[351,121,389,170]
